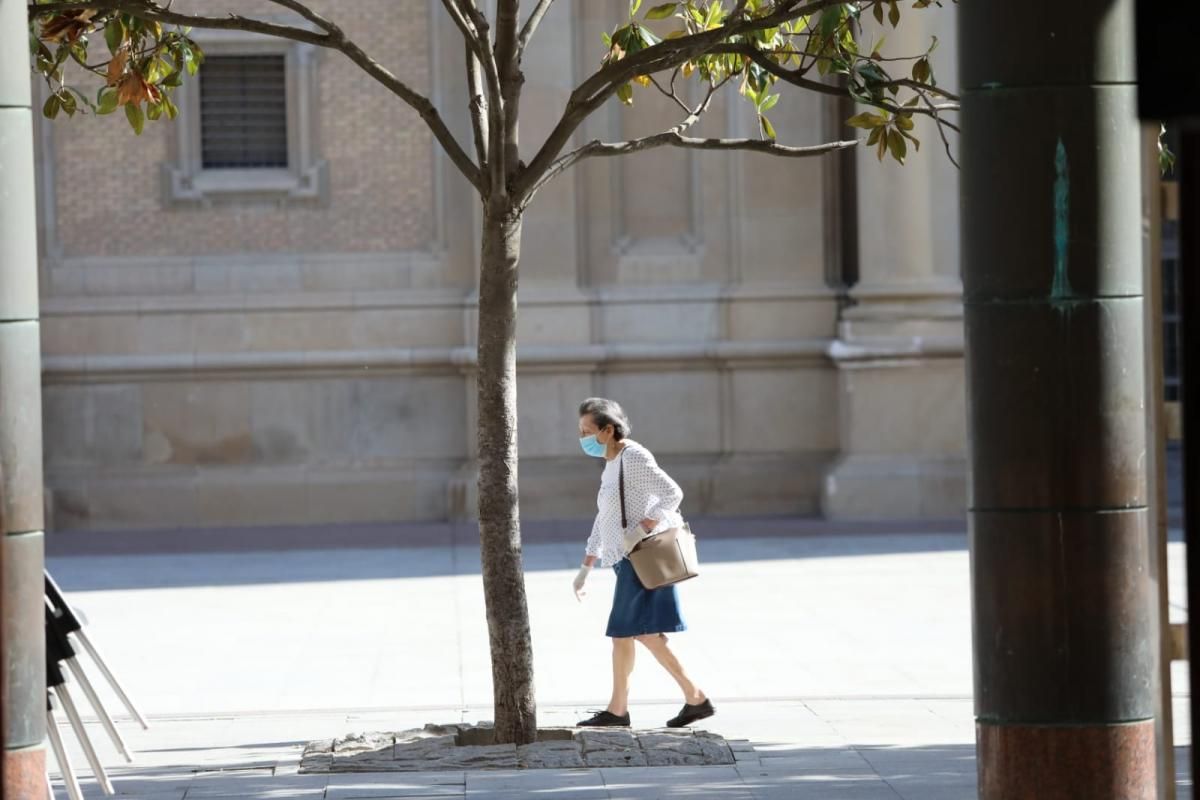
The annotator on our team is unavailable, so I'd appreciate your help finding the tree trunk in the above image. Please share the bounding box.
[476,203,537,746]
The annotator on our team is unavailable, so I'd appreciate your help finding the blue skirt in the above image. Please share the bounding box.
[606,558,687,638]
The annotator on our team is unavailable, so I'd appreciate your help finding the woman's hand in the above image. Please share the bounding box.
[640,518,657,533]
[573,565,592,601]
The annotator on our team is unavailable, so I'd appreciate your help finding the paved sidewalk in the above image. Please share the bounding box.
[43,520,1191,799]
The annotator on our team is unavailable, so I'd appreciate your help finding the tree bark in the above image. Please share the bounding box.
[476,203,537,746]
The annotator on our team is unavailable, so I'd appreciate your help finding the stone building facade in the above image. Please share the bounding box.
[34,1,966,531]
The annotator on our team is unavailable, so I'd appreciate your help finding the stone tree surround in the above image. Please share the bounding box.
[299,723,750,772]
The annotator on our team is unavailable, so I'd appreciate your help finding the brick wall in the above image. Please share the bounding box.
[49,0,434,258]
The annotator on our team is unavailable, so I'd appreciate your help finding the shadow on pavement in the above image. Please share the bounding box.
[46,517,969,591]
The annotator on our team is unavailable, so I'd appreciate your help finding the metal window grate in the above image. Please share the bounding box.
[199,54,288,169]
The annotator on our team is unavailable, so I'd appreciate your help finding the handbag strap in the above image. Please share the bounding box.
[618,449,628,530]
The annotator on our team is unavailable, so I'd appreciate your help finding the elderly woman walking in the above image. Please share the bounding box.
[572,397,714,729]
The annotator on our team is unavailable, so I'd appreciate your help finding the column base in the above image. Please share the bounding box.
[821,453,966,520]
[3,744,46,799]
[978,720,1156,800]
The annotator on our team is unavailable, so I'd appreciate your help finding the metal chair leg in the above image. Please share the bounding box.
[47,701,84,800]
[64,655,134,763]
[53,683,115,795]
[71,630,149,730]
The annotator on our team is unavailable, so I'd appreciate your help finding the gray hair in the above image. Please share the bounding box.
[579,397,631,441]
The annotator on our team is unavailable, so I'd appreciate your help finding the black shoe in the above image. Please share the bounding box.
[577,709,631,727]
[666,698,715,728]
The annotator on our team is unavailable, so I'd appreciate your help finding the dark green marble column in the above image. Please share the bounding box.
[960,1,1157,797]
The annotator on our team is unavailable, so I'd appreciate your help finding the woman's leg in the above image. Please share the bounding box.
[636,633,706,705]
[608,637,636,715]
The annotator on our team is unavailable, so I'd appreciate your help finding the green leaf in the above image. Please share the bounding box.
[125,101,144,134]
[636,24,662,46]
[759,93,779,113]
[872,1,884,24]
[96,86,119,114]
[147,100,163,121]
[144,58,163,83]
[887,129,907,163]
[888,0,900,26]
[59,89,77,116]
[163,95,179,120]
[601,31,612,47]
[629,0,642,17]
[895,113,914,131]
[866,127,882,146]
[616,82,634,105]
[760,115,776,141]
[645,2,677,20]
[846,111,886,129]
[912,57,931,83]
[104,18,124,53]
[42,93,61,120]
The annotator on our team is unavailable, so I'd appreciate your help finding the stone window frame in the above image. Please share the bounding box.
[161,26,328,206]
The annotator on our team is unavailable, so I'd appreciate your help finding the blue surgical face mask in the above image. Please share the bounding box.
[579,434,607,458]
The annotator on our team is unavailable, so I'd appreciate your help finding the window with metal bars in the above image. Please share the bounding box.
[198,54,288,169]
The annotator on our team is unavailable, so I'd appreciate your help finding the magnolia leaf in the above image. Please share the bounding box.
[912,57,931,83]
[637,24,662,46]
[666,29,687,39]
[105,46,128,86]
[124,99,144,134]
[866,127,882,146]
[616,82,634,105]
[146,100,163,121]
[760,115,776,141]
[633,74,651,87]
[759,93,779,113]
[888,128,907,163]
[163,95,179,120]
[103,18,124,53]
[876,130,887,161]
[630,0,643,17]
[888,0,900,27]
[872,1,884,24]
[846,111,886,129]
[645,2,677,20]
[895,113,914,131]
[96,86,119,114]
[42,92,61,119]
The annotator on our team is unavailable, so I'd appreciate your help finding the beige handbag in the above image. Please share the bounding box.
[619,451,700,590]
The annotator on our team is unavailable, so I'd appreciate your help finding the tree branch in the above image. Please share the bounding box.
[514,0,849,199]
[517,0,553,56]
[538,134,855,191]
[494,0,522,192]
[442,0,506,193]
[29,0,485,191]
[467,46,490,179]
[721,44,960,128]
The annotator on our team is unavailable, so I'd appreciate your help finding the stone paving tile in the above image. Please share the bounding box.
[67,788,187,800]
[325,773,468,799]
[325,783,466,799]
[465,767,604,791]
[739,747,873,773]
[183,772,328,797]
